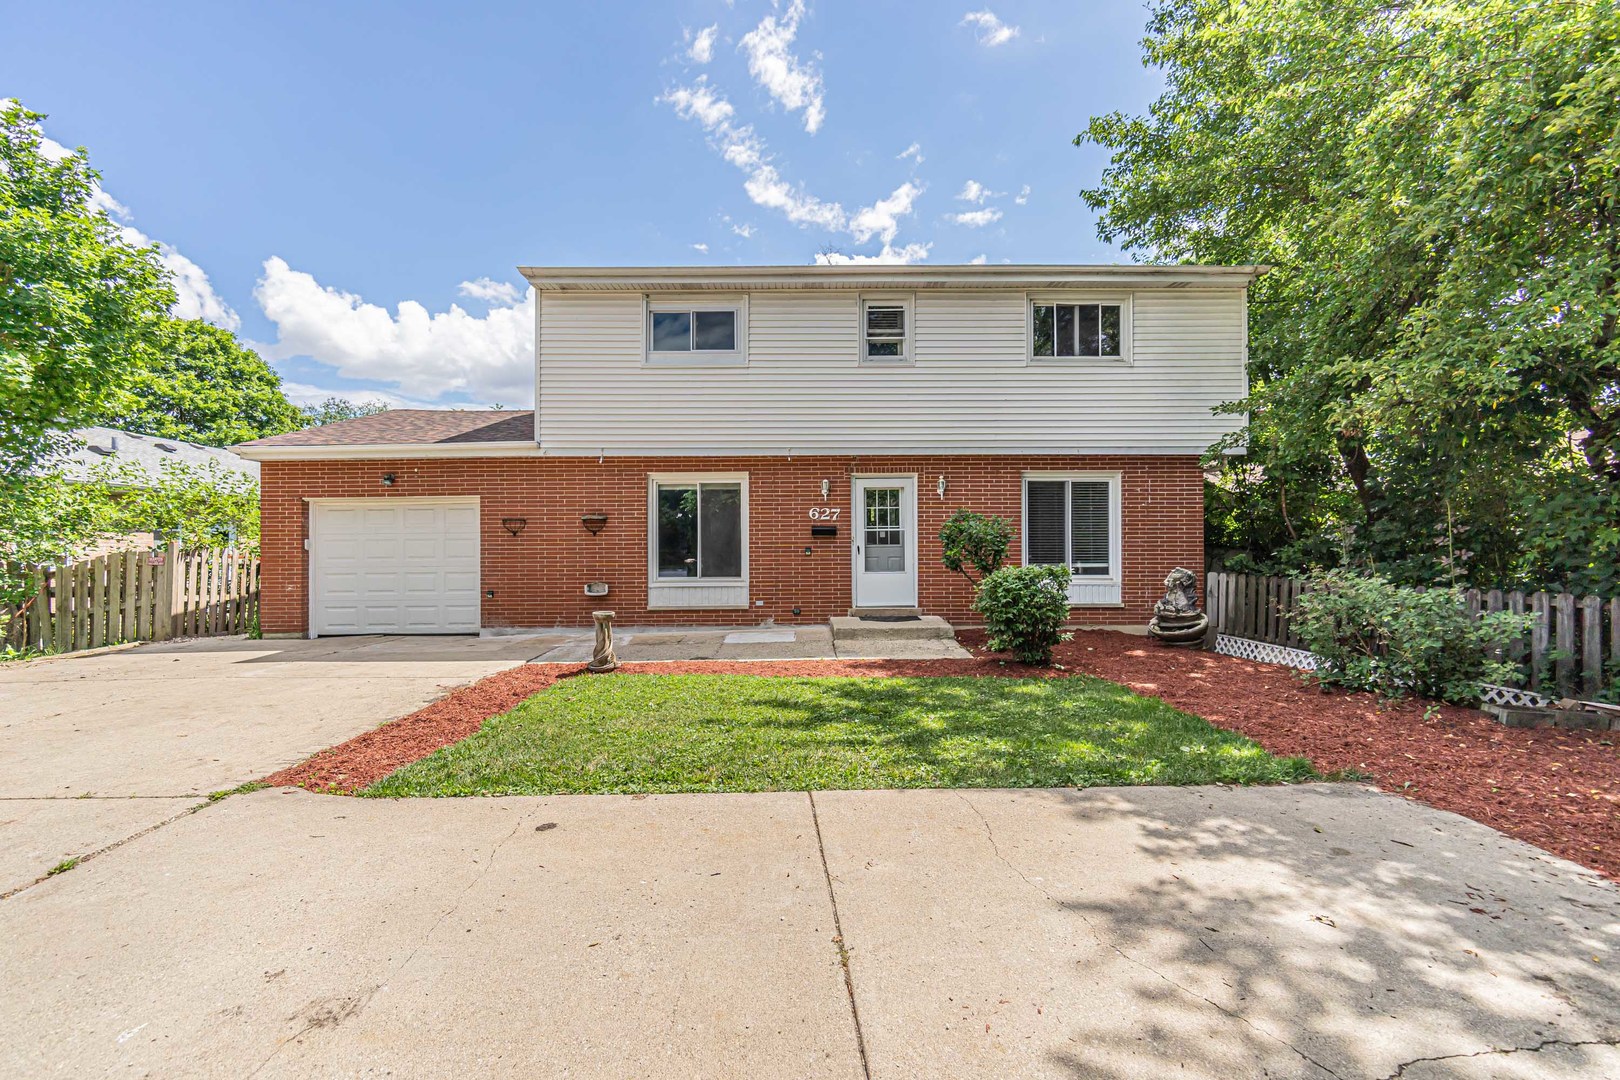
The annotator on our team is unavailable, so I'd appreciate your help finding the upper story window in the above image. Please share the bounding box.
[646,300,745,364]
[861,297,912,362]
[1031,301,1126,360]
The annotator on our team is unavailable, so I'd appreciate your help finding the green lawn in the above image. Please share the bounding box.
[363,673,1315,797]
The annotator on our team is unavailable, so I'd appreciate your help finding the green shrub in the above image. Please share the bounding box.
[939,509,1013,586]
[1291,570,1528,704]
[975,564,1072,665]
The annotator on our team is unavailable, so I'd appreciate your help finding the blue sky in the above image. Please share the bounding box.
[5,1,1163,408]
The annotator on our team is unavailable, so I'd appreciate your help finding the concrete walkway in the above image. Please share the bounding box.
[0,634,567,894]
[525,622,972,663]
[3,784,1617,1078]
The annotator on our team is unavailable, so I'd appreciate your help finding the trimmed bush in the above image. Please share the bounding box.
[975,564,1072,665]
[1291,570,1528,704]
[939,509,1013,586]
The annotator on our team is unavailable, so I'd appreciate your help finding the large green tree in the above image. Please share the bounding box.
[1080,0,1620,591]
[0,103,173,477]
[96,318,305,445]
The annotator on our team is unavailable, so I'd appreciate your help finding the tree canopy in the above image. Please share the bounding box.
[0,103,174,478]
[1079,0,1620,592]
[96,318,305,446]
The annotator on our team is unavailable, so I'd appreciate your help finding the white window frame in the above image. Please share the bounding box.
[643,296,747,366]
[1026,293,1132,364]
[1021,471,1123,592]
[857,293,914,365]
[647,473,750,587]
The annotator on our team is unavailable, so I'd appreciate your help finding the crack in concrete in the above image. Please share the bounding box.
[1,798,215,900]
[807,791,872,1080]
[953,791,1347,1080]
[245,808,534,1077]
[1379,1036,1620,1079]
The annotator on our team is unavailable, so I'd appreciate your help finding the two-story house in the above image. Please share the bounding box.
[235,264,1258,637]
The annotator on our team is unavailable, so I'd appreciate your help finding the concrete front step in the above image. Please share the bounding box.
[828,615,957,642]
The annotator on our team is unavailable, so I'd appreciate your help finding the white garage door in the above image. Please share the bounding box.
[311,500,480,635]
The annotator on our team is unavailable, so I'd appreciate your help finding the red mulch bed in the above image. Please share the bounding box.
[263,631,1620,880]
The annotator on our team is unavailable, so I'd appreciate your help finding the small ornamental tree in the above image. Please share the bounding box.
[939,509,1013,587]
[974,564,1073,665]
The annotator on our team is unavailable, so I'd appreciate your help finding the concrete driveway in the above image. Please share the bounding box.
[3,784,1617,1078]
[0,634,565,894]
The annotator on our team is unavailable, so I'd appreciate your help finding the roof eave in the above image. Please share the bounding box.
[233,441,543,462]
[518,264,1271,292]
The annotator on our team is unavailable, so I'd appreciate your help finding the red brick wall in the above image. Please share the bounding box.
[258,455,1203,635]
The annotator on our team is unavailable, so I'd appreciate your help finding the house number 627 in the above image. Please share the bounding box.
[808,507,842,521]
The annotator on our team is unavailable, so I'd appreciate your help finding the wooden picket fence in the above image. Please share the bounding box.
[1204,570,1620,698]
[4,542,260,655]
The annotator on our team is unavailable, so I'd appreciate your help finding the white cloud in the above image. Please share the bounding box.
[253,256,535,403]
[969,253,988,264]
[661,77,735,128]
[687,23,719,64]
[277,381,445,411]
[739,0,826,134]
[1014,183,1031,205]
[849,181,922,245]
[814,242,932,265]
[961,10,1019,47]
[29,116,239,331]
[897,142,924,165]
[952,207,1003,228]
[458,277,523,305]
[956,179,999,204]
[691,242,710,253]
[661,73,929,261]
[730,222,754,238]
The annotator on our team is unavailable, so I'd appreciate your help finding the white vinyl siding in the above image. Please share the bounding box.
[1022,473,1122,606]
[537,288,1247,454]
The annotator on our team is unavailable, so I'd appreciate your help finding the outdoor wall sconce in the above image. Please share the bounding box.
[502,518,528,537]
[820,478,830,499]
[937,475,948,498]
[581,513,608,534]
[381,473,396,487]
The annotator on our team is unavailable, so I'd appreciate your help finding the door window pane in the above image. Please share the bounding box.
[863,487,905,573]
[693,311,736,351]
[651,311,691,352]
[656,486,698,577]
[699,483,742,577]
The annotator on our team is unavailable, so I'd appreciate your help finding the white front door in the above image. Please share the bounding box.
[853,477,918,609]
[310,499,481,636]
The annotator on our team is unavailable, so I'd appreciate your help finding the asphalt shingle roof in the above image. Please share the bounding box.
[235,410,535,448]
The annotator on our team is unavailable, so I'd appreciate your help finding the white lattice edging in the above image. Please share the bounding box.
[1214,634,1320,671]
[1479,684,1550,708]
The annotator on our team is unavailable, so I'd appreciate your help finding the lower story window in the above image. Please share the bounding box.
[654,480,744,579]
[1024,475,1118,577]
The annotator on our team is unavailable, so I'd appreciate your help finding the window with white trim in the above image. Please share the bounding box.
[861,298,911,361]
[1031,302,1124,359]
[1023,475,1119,578]
[646,301,744,363]
[652,480,745,580]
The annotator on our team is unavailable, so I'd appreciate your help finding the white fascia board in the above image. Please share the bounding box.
[520,264,1270,292]
[236,441,543,462]
[530,444,1220,458]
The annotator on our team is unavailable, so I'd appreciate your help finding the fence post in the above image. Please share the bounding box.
[1530,592,1550,692]
[1581,596,1603,697]
[1554,593,1576,695]
[153,541,182,641]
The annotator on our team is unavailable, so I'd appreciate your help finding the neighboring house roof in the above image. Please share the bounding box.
[234,410,536,457]
[519,262,1271,292]
[57,427,260,485]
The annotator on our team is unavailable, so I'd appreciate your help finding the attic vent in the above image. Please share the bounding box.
[154,442,177,453]
[88,444,115,456]
[863,302,909,360]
